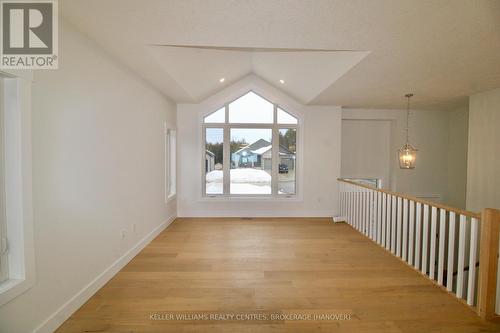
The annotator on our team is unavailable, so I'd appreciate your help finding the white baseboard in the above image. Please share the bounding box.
[332,216,346,223]
[32,215,177,333]
[177,210,335,218]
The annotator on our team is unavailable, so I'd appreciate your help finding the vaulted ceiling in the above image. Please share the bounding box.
[61,0,500,110]
[148,46,369,104]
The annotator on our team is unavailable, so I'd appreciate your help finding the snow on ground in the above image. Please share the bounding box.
[206,183,271,195]
[205,169,296,195]
[231,183,271,194]
[206,168,271,183]
[205,170,224,183]
[206,168,272,194]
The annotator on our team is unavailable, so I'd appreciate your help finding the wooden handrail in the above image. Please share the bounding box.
[338,178,481,219]
[339,178,500,320]
[478,208,500,320]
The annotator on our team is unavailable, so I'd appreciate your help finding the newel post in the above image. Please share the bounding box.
[478,208,500,320]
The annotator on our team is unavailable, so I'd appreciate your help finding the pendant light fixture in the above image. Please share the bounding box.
[399,93,417,169]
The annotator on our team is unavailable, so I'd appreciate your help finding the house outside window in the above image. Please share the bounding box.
[202,91,299,197]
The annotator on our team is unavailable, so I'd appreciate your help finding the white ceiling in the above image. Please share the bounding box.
[148,46,369,104]
[60,0,500,110]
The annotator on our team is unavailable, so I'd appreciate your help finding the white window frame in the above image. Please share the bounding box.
[201,91,299,199]
[0,70,35,307]
[165,124,176,202]
[0,78,7,284]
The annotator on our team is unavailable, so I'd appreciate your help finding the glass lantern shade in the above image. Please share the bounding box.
[399,143,417,169]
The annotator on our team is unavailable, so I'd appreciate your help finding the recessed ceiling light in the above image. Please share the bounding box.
[279,79,285,84]
[219,78,225,83]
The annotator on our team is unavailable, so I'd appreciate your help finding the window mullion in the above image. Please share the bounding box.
[223,104,230,195]
[271,105,279,196]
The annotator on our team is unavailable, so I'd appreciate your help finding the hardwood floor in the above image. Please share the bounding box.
[56,218,500,332]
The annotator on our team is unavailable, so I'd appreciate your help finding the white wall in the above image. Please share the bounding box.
[342,108,457,204]
[341,119,391,188]
[177,76,342,217]
[0,20,176,333]
[446,107,468,209]
[467,88,500,212]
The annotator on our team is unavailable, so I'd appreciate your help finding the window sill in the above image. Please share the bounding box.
[199,195,302,202]
[0,277,34,307]
[166,193,177,203]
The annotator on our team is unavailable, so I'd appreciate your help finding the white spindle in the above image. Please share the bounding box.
[409,200,415,265]
[352,189,355,226]
[357,189,363,233]
[391,195,397,254]
[367,191,371,237]
[350,189,353,226]
[355,190,359,230]
[366,191,370,237]
[351,188,354,226]
[372,191,376,240]
[356,189,359,229]
[437,209,446,285]
[446,212,456,292]
[348,188,351,225]
[382,193,387,248]
[414,202,422,270]
[456,214,467,298]
[363,190,368,235]
[429,207,438,279]
[352,187,355,227]
[386,194,391,250]
[377,192,382,245]
[422,204,430,274]
[360,190,364,232]
[360,190,364,233]
[352,189,356,227]
[342,184,349,223]
[402,199,409,261]
[351,189,355,228]
[367,191,372,237]
[360,190,363,232]
[467,218,479,305]
[396,197,402,257]
[346,188,350,225]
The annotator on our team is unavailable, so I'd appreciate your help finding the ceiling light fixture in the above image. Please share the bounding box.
[399,93,418,169]
[219,78,225,83]
[279,79,285,84]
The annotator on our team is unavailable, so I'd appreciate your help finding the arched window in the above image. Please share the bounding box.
[203,91,298,197]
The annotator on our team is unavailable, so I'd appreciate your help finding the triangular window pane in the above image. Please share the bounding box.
[229,92,273,124]
[277,107,298,124]
[204,107,225,123]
